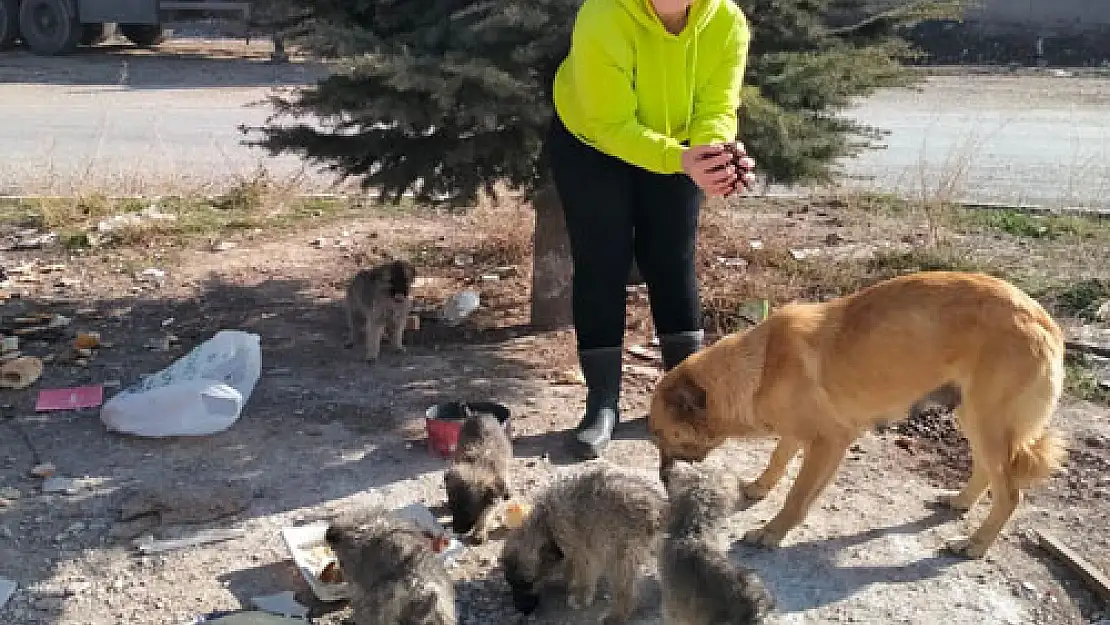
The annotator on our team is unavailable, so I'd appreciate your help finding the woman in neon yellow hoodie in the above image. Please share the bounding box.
[547,0,754,459]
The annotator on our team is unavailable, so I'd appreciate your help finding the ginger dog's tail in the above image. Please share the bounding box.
[1011,428,1067,488]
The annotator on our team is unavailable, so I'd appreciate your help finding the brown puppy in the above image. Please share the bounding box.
[444,412,513,543]
[345,259,417,362]
[648,271,1067,558]
[325,510,456,625]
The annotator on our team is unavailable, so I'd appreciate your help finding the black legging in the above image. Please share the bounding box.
[546,114,703,351]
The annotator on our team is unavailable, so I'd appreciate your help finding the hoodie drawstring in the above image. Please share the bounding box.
[654,1,700,142]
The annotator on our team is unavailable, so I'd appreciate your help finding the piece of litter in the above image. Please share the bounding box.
[30,463,56,478]
[35,385,104,412]
[479,274,500,282]
[749,239,764,250]
[0,577,16,612]
[73,332,101,350]
[0,356,44,389]
[48,314,71,329]
[134,528,246,554]
[0,487,20,499]
[280,523,351,602]
[162,318,175,327]
[250,591,308,619]
[627,344,660,361]
[503,502,532,530]
[1,336,18,353]
[41,477,80,494]
[440,290,480,326]
[551,369,585,385]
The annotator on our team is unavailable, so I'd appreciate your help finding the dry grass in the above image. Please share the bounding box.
[0,169,362,250]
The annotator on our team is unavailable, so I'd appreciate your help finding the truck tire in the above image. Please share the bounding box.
[119,24,164,48]
[79,22,106,46]
[18,0,80,55]
[0,0,20,49]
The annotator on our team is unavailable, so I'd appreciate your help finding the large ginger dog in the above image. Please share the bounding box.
[648,271,1067,558]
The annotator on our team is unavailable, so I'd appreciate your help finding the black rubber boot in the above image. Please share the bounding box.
[660,330,704,372]
[568,346,623,460]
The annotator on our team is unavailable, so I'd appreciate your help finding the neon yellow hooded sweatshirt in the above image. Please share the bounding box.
[553,0,751,175]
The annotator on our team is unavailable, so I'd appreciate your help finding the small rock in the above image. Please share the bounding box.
[1085,435,1109,449]
[789,247,821,261]
[137,268,166,283]
[715,256,748,268]
[825,232,844,245]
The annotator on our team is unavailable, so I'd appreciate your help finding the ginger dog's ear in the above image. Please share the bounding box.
[663,372,707,415]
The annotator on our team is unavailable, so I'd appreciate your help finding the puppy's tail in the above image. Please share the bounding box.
[1010,428,1067,488]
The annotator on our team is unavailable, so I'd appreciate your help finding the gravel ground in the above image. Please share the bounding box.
[1,204,1108,625]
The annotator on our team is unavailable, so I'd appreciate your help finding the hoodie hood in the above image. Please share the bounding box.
[617,0,722,39]
[614,0,721,137]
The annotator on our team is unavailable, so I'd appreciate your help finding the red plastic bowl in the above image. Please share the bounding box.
[425,401,512,459]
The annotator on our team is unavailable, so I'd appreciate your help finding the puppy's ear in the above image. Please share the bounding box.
[324,524,345,546]
[663,372,708,415]
[540,539,564,564]
[406,594,439,622]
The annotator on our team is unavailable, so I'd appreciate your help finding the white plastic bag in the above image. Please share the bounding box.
[100,330,262,437]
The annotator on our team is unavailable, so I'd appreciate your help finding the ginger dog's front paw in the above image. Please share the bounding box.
[937,490,975,512]
[944,536,989,559]
[742,525,785,548]
[740,482,771,508]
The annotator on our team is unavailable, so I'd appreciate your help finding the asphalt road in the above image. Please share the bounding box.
[2,44,1109,208]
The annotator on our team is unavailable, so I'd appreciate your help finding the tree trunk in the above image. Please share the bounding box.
[529,181,574,329]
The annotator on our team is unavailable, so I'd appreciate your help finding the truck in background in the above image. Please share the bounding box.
[0,0,252,55]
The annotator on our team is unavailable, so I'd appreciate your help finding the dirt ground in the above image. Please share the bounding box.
[0,194,1108,625]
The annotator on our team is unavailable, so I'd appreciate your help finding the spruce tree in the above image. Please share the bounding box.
[246,0,961,326]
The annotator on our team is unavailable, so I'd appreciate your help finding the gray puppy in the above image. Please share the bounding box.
[345,259,417,362]
[325,510,456,625]
[444,412,513,542]
[500,464,666,624]
[660,462,775,625]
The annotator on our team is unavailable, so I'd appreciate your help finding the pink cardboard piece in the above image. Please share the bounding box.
[35,385,104,412]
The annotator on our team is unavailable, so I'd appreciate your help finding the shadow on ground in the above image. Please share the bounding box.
[729,508,960,614]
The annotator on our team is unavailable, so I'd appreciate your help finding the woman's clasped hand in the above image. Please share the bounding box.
[680,141,757,197]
